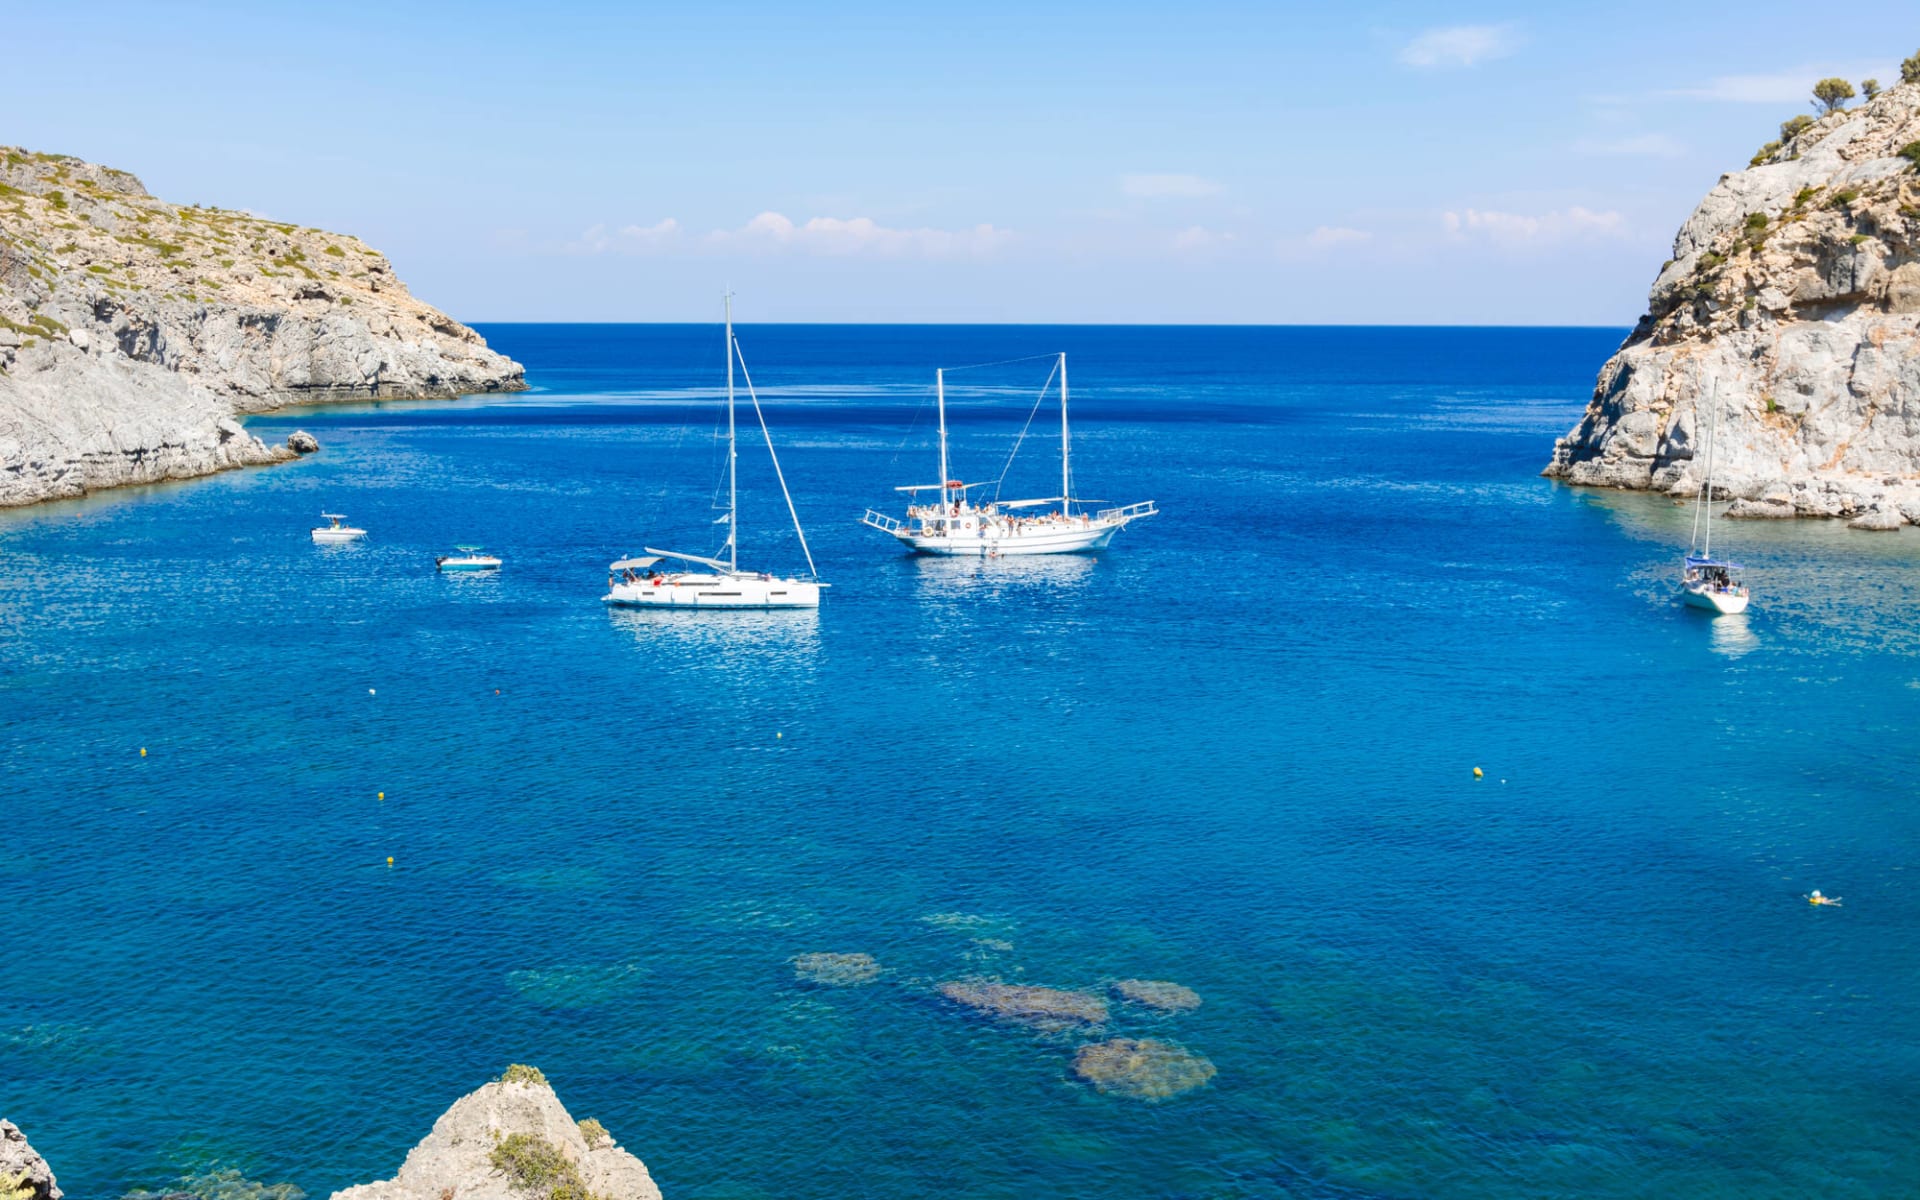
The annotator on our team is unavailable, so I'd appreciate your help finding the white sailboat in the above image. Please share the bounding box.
[860,354,1156,556]
[311,513,365,544]
[602,296,823,610]
[1682,378,1750,614]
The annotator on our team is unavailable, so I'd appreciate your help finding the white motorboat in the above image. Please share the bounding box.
[1681,378,1751,614]
[312,513,366,544]
[603,296,824,611]
[437,545,501,572]
[861,353,1156,556]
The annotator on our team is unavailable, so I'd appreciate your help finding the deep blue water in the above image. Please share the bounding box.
[4,325,1919,1200]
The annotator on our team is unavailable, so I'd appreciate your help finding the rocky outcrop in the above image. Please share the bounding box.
[1545,81,1920,526]
[331,1072,661,1200]
[0,1120,61,1200]
[0,146,523,507]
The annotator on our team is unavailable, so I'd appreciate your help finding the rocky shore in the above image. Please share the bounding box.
[1,1069,659,1200]
[1545,77,1920,528]
[0,146,523,508]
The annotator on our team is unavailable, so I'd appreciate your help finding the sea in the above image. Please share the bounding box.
[3,325,1918,1200]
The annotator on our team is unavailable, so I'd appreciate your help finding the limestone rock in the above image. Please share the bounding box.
[938,979,1108,1028]
[1111,979,1202,1012]
[0,145,524,508]
[287,430,320,454]
[1849,505,1905,530]
[0,1120,61,1200]
[1544,83,1920,530]
[793,952,880,986]
[1071,1038,1217,1101]
[1724,498,1795,519]
[329,1077,660,1200]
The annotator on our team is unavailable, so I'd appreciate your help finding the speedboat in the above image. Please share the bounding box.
[312,513,366,544]
[437,545,502,572]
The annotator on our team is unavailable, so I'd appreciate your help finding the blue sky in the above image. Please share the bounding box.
[4,2,1914,323]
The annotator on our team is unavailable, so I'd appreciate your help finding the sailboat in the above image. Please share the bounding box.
[1682,377,1750,614]
[860,353,1157,556]
[602,296,823,610]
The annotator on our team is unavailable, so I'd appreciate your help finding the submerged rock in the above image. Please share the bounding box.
[124,1168,303,1200]
[793,952,881,986]
[0,1120,60,1200]
[329,1070,660,1200]
[938,979,1108,1028]
[1072,1038,1217,1101]
[1111,979,1202,1012]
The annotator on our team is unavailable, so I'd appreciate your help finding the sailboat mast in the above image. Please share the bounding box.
[1702,377,1719,561]
[1059,353,1071,517]
[726,292,738,573]
[937,368,950,512]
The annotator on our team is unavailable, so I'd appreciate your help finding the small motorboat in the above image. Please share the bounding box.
[312,513,366,544]
[437,545,502,572]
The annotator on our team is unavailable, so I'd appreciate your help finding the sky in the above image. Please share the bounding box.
[2,1,1914,323]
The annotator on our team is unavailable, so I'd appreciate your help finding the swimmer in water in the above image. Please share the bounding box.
[1808,889,1843,907]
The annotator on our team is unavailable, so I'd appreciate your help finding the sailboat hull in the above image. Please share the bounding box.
[1682,584,1749,614]
[604,572,821,609]
[897,519,1121,556]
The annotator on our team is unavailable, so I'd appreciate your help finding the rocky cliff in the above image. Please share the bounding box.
[0,146,523,507]
[1545,79,1920,528]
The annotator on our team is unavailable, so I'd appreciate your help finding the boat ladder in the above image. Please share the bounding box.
[1096,500,1159,524]
[861,509,904,533]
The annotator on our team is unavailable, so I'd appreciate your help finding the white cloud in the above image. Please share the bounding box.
[567,218,681,254]
[1573,134,1687,159]
[1442,206,1627,243]
[1307,225,1371,247]
[711,212,1012,258]
[1670,65,1893,103]
[1121,173,1224,199]
[1170,226,1238,252]
[1398,24,1521,69]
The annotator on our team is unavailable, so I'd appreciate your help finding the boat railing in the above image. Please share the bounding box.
[861,509,904,533]
[1096,500,1159,524]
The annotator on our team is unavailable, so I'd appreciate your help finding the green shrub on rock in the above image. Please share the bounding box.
[489,1132,609,1200]
[577,1118,610,1150]
[1811,77,1855,114]
[1899,142,1920,169]
[1779,114,1814,142]
[1902,50,1920,85]
[1750,140,1782,166]
[499,1063,549,1085]
[1862,78,1881,99]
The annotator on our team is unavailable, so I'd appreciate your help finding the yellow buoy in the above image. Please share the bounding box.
[386,856,394,866]
[140,747,147,757]
[776,732,783,739]
[1473,766,1484,779]
[377,791,385,801]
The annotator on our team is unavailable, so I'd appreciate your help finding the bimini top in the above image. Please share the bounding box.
[1685,554,1745,570]
[608,555,663,571]
[453,544,486,552]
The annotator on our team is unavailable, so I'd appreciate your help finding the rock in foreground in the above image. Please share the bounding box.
[1544,81,1920,526]
[793,952,881,986]
[0,1120,60,1200]
[330,1070,660,1200]
[1072,1038,1217,1101]
[938,979,1108,1028]
[0,145,524,507]
[1111,979,1202,1012]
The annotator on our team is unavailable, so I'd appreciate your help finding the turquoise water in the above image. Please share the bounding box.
[3,325,1918,1199]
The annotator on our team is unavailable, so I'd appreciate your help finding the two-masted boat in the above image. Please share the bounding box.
[859,354,1157,556]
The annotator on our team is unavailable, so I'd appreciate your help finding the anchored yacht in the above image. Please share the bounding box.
[603,296,823,610]
[1681,378,1751,615]
[861,354,1156,556]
